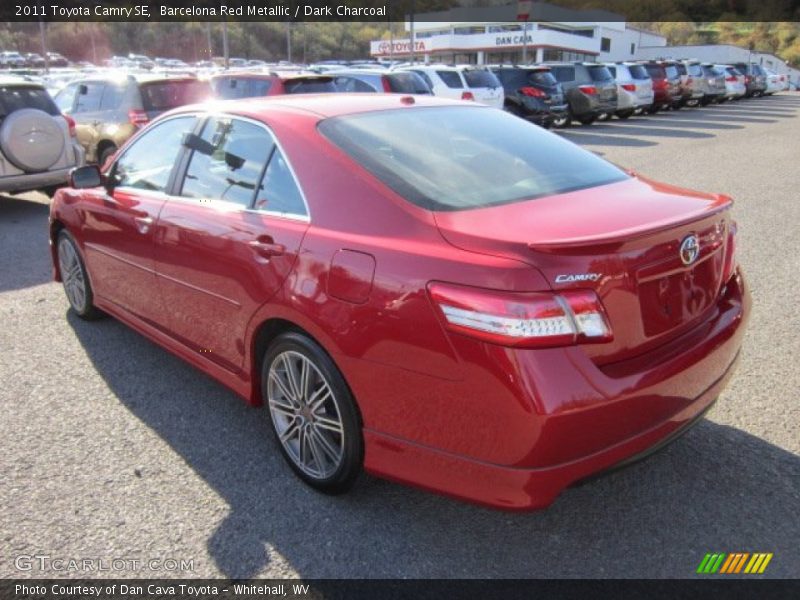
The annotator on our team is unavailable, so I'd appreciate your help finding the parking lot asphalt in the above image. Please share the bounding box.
[1,94,798,580]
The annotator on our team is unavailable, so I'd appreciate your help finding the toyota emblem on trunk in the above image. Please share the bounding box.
[680,234,700,266]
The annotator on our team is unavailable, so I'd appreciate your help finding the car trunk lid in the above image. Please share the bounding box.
[433,176,733,364]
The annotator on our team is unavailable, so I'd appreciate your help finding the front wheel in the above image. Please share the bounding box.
[576,115,596,126]
[262,332,363,494]
[57,230,101,320]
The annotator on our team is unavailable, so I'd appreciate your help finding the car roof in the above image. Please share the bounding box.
[0,75,42,87]
[174,93,468,121]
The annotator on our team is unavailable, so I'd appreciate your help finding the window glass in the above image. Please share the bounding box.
[254,148,306,216]
[54,84,78,113]
[463,69,500,88]
[0,86,60,116]
[100,84,125,110]
[249,78,273,96]
[550,66,575,82]
[139,80,209,112]
[74,82,105,113]
[627,64,649,79]
[527,70,558,86]
[283,77,336,94]
[601,37,611,52]
[410,70,433,89]
[213,77,246,99]
[334,76,375,93]
[114,116,195,192]
[386,72,431,94]
[665,65,679,79]
[436,71,463,89]
[587,65,613,82]
[320,106,628,212]
[180,117,273,207]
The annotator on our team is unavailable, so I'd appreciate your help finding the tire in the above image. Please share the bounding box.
[646,104,659,114]
[552,114,570,128]
[262,331,363,494]
[98,144,117,167]
[57,230,101,320]
[615,109,634,119]
[577,115,596,126]
[597,112,611,122]
[0,108,65,172]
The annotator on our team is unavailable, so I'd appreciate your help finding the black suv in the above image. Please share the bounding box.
[733,63,768,97]
[543,62,617,126]
[489,65,568,128]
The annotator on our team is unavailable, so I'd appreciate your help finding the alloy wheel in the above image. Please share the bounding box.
[58,237,87,313]
[267,350,345,480]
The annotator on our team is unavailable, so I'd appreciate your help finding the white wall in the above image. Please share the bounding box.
[598,27,666,62]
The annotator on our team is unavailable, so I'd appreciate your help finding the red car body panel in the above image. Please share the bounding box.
[49,95,750,510]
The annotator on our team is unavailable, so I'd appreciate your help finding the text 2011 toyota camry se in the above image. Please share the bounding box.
[50,94,749,510]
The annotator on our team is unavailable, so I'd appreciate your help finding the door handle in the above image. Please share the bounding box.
[134,216,153,234]
[248,238,285,258]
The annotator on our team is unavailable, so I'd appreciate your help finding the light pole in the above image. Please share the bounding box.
[39,20,49,73]
[222,21,229,69]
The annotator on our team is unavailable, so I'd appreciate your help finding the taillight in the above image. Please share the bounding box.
[128,109,149,127]
[726,75,737,82]
[381,77,392,93]
[519,86,546,98]
[578,85,597,95]
[62,114,76,137]
[461,91,475,101]
[428,283,613,348]
[745,75,752,84]
[722,221,738,283]
[653,78,667,89]
[621,83,636,92]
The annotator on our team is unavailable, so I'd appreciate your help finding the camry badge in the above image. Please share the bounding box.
[680,235,700,266]
[555,273,602,283]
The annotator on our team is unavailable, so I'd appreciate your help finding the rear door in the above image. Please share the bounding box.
[154,115,309,371]
[462,68,504,108]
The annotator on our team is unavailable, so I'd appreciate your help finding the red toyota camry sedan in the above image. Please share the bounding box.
[50,94,749,510]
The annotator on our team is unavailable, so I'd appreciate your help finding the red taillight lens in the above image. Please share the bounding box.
[722,221,738,283]
[381,77,392,93]
[519,86,546,98]
[725,75,736,82]
[461,91,475,101]
[621,83,636,92]
[428,283,612,348]
[578,85,597,95]
[653,78,667,89]
[62,114,76,137]
[745,75,752,84]
[128,109,149,127]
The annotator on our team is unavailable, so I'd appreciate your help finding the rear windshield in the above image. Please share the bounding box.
[674,63,687,75]
[587,65,614,82]
[644,64,665,79]
[627,64,649,79]
[687,64,703,77]
[213,77,273,99]
[140,80,209,112]
[702,65,722,76]
[527,70,557,86]
[436,71,463,89]
[319,106,628,212]
[387,72,431,94]
[463,69,500,88]
[0,85,59,117]
[284,78,336,94]
[665,65,679,79]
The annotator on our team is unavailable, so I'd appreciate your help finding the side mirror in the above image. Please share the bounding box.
[69,165,103,189]
[78,84,88,95]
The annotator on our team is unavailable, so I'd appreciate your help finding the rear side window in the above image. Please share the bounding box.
[627,65,649,79]
[386,72,431,94]
[0,85,59,117]
[54,84,78,113]
[140,80,209,112]
[463,69,500,89]
[114,116,195,192]
[283,78,336,94]
[587,65,613,82]
[180,117,273,207]
[549,66,575,82]
[410,70,433,89]
[319,106,628,212]
[74,82,105,113]
[436,71,464,89]
[254,148,306,216]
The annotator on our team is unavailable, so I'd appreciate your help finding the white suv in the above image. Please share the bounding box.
[396,65,504,108]
[0,77,84,195]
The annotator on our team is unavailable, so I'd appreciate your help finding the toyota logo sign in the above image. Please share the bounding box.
[680,234,700,266]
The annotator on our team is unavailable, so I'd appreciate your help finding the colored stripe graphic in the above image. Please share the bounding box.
[699,552,773,574]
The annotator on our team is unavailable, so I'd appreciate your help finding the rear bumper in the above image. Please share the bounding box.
[361,269,750,510]
[0,166,72,193]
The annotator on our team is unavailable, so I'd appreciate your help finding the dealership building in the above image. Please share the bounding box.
[370,3,666,65]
